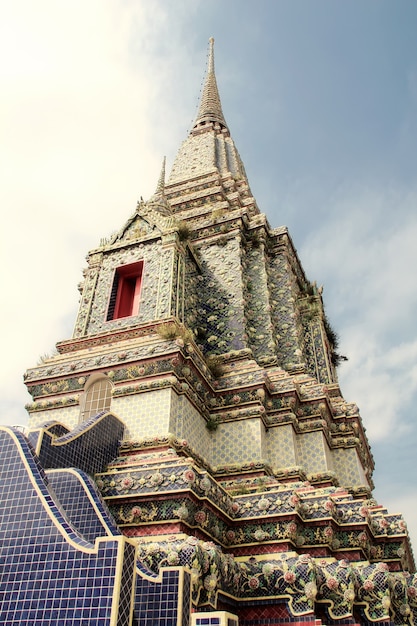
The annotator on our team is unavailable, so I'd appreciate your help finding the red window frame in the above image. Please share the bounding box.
[107,261,143,320]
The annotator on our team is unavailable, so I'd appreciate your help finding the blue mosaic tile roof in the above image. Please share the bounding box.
[28,411,125,474]
[47,467,121,542]
[0,426,188,625]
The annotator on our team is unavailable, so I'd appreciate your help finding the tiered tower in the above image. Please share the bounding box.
[16,39,417,624]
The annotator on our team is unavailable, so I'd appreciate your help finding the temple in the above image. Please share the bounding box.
[1,38,415,626]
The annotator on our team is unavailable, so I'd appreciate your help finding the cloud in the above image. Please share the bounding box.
[298,181,417,552]
[300,183,417,441]
[0,1,198,426]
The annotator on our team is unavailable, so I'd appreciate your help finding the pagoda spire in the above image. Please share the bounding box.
[154,156,166,196]
[147,156,172,216]
[192,37,228,130]
[168,38,249,186]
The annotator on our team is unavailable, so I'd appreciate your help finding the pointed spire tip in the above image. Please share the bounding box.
[154,156,166,196]
[192,38,227,131]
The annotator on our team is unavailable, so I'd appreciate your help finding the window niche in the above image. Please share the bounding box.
[106,261,143,321]
[79,374,113,422]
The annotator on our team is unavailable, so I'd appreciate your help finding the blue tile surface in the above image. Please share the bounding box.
[0,426,189,625]
[134,567,191,626]
[0,427,129,625]
[28,411,125,474]
[47,468,121,542]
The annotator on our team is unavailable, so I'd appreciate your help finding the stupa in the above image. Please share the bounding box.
[0,39,415,626]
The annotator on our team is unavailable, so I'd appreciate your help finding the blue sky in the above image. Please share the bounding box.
[1,1,416,550]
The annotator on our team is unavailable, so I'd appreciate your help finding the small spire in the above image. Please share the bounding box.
[147,157,171,216]
[154,156,166,196]
[193,38,227,130]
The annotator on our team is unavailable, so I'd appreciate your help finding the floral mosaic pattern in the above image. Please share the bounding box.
[96,443,411,577]
[136,537,417,620]
[242,239,276,362]
[26,336,375,488]
[193,237,247,355]
[267,252,304,371]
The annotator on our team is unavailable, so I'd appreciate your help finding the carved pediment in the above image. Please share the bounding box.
[109,197,176,245]
[110,211,159,244]
[138,199,176,232]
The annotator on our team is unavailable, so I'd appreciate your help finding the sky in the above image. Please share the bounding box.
[1,0,416,552]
